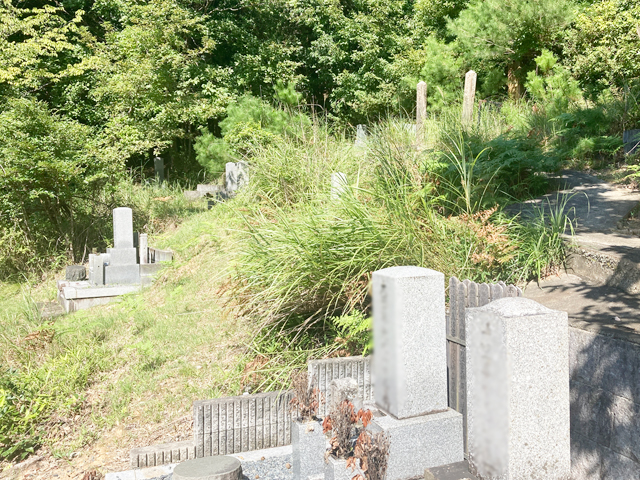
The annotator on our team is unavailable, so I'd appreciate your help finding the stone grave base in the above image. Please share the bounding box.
[105,264,141,285]
[370,408,464,480]
[57,280,141,313]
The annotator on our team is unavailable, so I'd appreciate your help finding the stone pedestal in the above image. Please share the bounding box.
[292,420,325,480]
[466,297,570,480]
[370,409,463,480]
[172,455,242,480]
[107,247,137,265]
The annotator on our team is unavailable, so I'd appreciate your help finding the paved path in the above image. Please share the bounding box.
[519,171,640,341]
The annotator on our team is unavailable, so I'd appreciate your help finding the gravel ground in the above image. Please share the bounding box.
[147,454,294,480]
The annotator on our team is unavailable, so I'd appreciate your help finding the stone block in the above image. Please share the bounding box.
[107,247,137,266]
[172,455,241,480]
[94,257,105,285]
[139,233,148,264]
[113,207,134,249]
[329,378,359,411]
[466,297,570,480]
[66,265,86,281]
[292,420,326,480]
[324,455,363,480]
[370,409,464,480]
[372,266,447,419]
[105,264,140,285]
[330,172,348,200]
[184,190,202,200]
[197,184,224,195]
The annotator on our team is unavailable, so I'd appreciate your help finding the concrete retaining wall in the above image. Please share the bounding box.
[569,327,640,478]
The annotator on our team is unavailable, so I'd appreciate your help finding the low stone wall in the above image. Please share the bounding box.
[569,327,640,478]
[193,391,295,458]
[130,439,196,468]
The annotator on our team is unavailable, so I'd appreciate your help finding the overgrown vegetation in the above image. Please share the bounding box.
[2,0,640,468]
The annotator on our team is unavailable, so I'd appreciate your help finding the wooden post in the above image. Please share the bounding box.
[462,70,477,126]
[416,81,427,145]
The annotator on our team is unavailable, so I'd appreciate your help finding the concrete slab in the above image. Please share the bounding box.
[524,273,640,345]
[424,461,478,480]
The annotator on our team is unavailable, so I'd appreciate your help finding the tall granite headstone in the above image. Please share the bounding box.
[154,156,165,183]
[466,297,570,480]
[369,266,463,479]
[416,81,427,143]
[105,207,140,284]
[355,124,367,147]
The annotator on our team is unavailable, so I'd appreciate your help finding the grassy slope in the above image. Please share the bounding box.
[0,201,254,478]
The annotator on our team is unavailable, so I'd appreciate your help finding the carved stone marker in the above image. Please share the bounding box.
[154,156,164,183]
[416,81,427,143]
[355,124,367,147]
[466,297,570,480]
[462,70,477,125]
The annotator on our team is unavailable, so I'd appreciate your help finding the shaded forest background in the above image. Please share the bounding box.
[1,0,639,276]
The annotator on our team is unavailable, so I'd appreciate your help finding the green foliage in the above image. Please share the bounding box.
[414,0,469,38]
[449,0,576,97]
[0,98,119,277]
[194,92,309,176]
[414,37,463,113]
[525,50,582,116]
[564,0,640,96]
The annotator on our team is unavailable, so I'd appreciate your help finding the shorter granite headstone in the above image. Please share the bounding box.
[139,233,148,265]
[416,81,427,139]
[466,297,570,480]
[329,377,360,411]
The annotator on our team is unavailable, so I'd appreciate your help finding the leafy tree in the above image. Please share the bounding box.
[525,49,581,116]
[564,0,640,97]
[0,98,120,275]
[414,0,468,38]
[449,0,576,98]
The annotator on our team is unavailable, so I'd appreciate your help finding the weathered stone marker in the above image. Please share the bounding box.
[154,156,164,183]
[416,81,427,142]
[172,455,242,480]
[623,129,640,155]
[466,297,570,480]
[355,124,367,147]
[66,265,86,281]
[462,70,477,125]
[370,266,463,479]
[225,161,248,194]
[139,233,148,265]
[330,172,348,200]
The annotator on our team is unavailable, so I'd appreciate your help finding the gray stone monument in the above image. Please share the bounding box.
[466,297,570,480]
[462,70,477,125]
[154,156,164,183]
[369,266,463,479]
[416,81,427,142]
[355,124,367,147]
[330,172,348,200]
[105,207,140,284]
[623,129,640,155]
[225,161,248,194]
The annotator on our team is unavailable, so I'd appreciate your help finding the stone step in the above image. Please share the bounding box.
[566,232,640,294]
[424,460,478,480]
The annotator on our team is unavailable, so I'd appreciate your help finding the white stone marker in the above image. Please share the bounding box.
[462,70,477,125]
[416,81,427,139]
[372,266,448,418]
[466,297,570,480]
[355,124,367,147]
[113,207,134,249]
[139,233,148,265]
[225,161,248,193]
[330,172,348,200]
